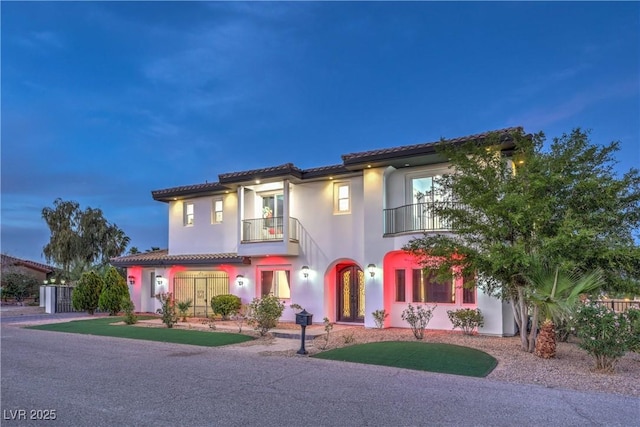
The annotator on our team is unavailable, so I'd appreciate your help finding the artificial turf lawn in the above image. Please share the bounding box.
[312,341,497,377]
[27,317,254,347]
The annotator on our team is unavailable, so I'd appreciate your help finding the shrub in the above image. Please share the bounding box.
[1,272,40,305]
[72,271,103,315]
[211,294,241,320]
[401,304,436,340]
[371,309,389,329]
[122,297,137,325]
[98,266,130,316]
[231,306,247,333]
[318,317,333,350]
[572,302,636,372]
[176,299,193,322]
[156,292,178,328]
[247,294,285,336]
[447,308,484,335]
[626,308,640,353]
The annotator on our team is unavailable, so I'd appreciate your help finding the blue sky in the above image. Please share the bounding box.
[2,1,639,263]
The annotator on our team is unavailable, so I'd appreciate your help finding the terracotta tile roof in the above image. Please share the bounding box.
[300,164,353,179]
[218,163,303,184]
[341,127,522,164]
[152,182,230,202]
[1,254,55,273]
[110,250,250,267]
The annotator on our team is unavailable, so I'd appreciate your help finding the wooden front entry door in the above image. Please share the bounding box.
[337,265,365,322]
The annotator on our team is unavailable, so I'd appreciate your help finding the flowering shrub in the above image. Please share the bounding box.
[401,304,436,340]
[572,302,636,372]
[447,308,484,335]
[156,292,178,328]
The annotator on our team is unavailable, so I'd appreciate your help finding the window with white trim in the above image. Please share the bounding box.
[212,198,223,224]
[184,202,194,226]
[260,268,291,299]
[333,182,350,214]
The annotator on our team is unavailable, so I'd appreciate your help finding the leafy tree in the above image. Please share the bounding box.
[42,198,130,277]
[0,271,40,304]
[98,266,130,315]
[72,271,104,315]
[404,129,640,352]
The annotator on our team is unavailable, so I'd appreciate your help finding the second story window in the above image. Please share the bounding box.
[334,182,350,214]
[212,199,223,224]
[184,202,194,226]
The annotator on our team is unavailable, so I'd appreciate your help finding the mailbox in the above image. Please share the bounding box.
[295,309,313,326]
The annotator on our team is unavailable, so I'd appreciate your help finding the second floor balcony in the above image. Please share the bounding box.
[239,216,300,256]
[383,201,462,236]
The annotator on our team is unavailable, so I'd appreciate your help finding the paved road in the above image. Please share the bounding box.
[1,323,638,427]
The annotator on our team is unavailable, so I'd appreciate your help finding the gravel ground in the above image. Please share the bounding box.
[4,305,638,398]
[256,325,640,398]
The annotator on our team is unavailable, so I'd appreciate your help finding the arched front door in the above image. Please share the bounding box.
[337,265,365,323]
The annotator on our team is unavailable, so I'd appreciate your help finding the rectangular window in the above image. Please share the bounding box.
[184,202,194,226]
[260,269,291,299]
[212,199,223,224]
[395,269,406,302]
[412,269,454,303]
[462,274,476,304]
[334,182,350,214]
[150,272,156,298]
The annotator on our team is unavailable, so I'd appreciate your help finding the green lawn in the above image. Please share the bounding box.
[27,317,254,347]
[313,341,497,377]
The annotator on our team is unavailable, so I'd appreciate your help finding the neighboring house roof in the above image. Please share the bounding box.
[0,254,54,274]
[110,250,251,267]
[151,127,522,201]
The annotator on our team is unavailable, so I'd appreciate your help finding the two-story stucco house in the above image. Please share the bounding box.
[111,128,520,335]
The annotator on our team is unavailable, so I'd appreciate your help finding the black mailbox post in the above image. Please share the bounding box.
[295,309,313,355]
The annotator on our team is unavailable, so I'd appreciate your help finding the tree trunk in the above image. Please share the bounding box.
[534,319,556,358]
[516,287,529,351]
[528,305,539,353]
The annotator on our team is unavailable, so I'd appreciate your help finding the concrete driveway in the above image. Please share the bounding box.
[1,322,638,427]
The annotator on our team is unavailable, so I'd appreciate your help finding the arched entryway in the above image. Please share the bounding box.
[336,264,365,323]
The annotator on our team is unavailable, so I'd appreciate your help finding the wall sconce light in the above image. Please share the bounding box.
[236,275,245,286]
[50,278,57,284]
[367,264,376,277]
[43,279,49,285]
[128,275,136,285]
[60,279,66,285]
[156,275,163,286]
[301,266,310,278]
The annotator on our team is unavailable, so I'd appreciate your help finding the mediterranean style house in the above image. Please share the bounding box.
[111,128,520,335]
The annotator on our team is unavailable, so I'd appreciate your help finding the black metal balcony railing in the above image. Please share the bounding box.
[384,202,461,235]
[241,216,300,243]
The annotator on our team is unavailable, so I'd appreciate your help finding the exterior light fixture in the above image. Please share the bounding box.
[60,279,66,285]
[128,275,136,285]
[236,275,245,286]
[301,266,310,278]
[50,278,57,285]
[367,264,376,277]
[43,279,49,285]
[156,275,163,286]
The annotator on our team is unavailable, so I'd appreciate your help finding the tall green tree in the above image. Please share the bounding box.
[42,198,130,278]
[72,271,104,315]
[98,266,130,316]
[403,128,640,352]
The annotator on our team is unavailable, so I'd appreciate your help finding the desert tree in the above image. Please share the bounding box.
[404,128,640,352]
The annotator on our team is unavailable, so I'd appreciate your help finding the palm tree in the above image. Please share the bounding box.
[525,261,604,359]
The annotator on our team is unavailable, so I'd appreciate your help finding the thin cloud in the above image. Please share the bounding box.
[511,78,639,129]
[14,31,65,50]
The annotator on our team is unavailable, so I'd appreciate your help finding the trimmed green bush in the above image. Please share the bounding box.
[211,294,241,320]
[122,297,137,325]
[247,294,285,336]
[72,271,103,315]
[447,308,484,335]
[98,266,130,316]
